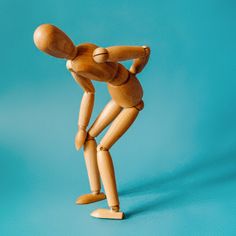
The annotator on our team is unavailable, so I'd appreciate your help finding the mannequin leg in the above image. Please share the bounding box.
[76,138,106,204]
[76,100,122,204]
[91,101,144,219]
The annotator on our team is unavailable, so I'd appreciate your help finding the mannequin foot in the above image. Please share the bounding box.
[76,192,106,204]
[90,207,124,220]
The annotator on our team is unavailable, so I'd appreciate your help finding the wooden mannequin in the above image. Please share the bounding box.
[33,24,150,220]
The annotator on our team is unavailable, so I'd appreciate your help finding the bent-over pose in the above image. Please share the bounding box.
[33,24,150,220]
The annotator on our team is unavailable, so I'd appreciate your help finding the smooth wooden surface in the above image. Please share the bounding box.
[130,46,151,74]
[75,129,87,151]
[97,149,119,207]
[107,74,143,108]
[78,92,94,129]
[84,139,100,193]
[69,72,95,93]
[88,100,122,138]
[99,106,140,150]
[108,63,129,86]
[68,43,118,82]
[33,24,77,59]
[75,92,94,150]
[94,46,145,62]
[76,192,106,204]
[92,47,109,63]
[93,45,150,75]
[91,208,124,220]
[33,24,150,220]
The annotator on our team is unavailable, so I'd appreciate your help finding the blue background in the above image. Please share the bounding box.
[1,0,236,235]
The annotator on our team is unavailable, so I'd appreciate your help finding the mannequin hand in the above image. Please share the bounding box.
[129,45,150,75]
[75,128,87,151]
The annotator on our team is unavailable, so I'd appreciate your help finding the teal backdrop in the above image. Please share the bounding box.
[1,0,236,235]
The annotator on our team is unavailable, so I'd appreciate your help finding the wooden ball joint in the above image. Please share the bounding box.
[33,24,151,220]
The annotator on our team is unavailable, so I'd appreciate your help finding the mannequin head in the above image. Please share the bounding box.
[33,24,77,60]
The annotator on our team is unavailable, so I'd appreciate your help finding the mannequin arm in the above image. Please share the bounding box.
[71,72,95,150]
[93,45,150,74]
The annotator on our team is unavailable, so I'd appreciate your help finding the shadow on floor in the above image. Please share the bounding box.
[121,150,236,218]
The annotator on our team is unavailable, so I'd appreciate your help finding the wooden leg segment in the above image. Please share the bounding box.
[91,103,142,220]
[77,100,122,205]
[84,139,100,193]
[100,106,139,150]
[97,149,119,207]
[88,100,122,138]
[76,138,106,204]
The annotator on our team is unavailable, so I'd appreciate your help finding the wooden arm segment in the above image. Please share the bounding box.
[105,46,147,62]
[70,72,95,130]
[70,71,95,93]
[93,45,150,74]
[129,46,150,74]
[78,92,94,130]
